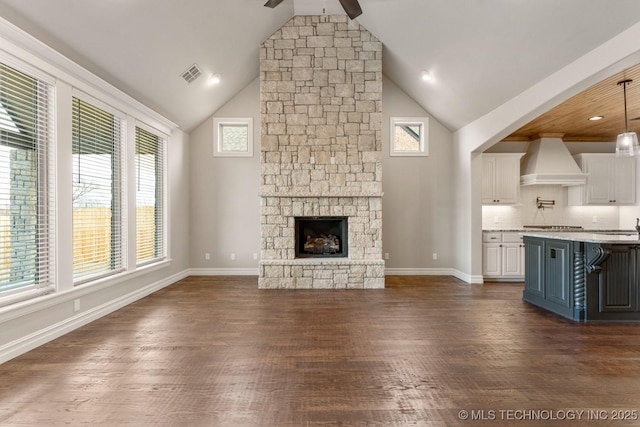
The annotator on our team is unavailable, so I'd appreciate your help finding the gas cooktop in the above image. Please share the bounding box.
[522,225,584,230]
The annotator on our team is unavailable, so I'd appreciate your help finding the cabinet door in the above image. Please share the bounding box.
[598,245,637,313]
[524,238,544,297]
[502,243,523,276]
[611,157,636,204]
[493,156,520,204]
[583,157,611,204]
[545,240,572,308]
[481,156,496,204]
[482,243,501,276]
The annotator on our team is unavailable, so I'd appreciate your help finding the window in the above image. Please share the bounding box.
[213,117,253,157]
[72,97,124,282]
[390,117,429,157]
[0,61,54,298]
[135,125,166,265]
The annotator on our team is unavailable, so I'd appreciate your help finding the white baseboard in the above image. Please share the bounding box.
[451,269,484,284]
[0,269,190,365]
[189,268,259,276]
[188,267,483,283]
[385,268,455,276]
[385,268,483,284]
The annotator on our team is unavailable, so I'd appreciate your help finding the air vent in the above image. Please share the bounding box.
[180,64,202,84]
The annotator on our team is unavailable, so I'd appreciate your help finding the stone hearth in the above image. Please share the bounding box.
[258,15,384,289]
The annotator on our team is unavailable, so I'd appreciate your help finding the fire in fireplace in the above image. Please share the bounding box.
[295,217,348,258]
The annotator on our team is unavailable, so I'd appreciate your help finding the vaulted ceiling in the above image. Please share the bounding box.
[1,0,640,134]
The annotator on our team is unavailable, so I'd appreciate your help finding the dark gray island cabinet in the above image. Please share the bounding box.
[522,232,640,322]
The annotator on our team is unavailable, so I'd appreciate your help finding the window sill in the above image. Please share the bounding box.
[0,287,55,310]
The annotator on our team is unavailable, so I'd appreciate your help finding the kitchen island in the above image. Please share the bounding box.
[522,231,640,322]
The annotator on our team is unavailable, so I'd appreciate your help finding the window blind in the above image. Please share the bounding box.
[0,61,54,296]
[72,97,123,282]
[135,126,165,264]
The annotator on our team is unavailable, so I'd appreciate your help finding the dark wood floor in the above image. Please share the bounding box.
[1,276,640,426]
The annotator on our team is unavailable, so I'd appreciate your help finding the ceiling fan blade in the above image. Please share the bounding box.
[338,0,362,19]
[264,0,285,8]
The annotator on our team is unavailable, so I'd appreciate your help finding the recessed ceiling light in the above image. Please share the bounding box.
[421,71,433,82]
[208,74,221,85]
[588,115,604,121]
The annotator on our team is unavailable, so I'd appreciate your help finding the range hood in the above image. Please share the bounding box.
[520,137,587,186]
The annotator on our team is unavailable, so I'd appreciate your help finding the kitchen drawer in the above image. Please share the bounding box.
[483,232,502,243]
[502,232,524,243]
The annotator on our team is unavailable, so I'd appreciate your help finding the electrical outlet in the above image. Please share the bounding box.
[384,253,389,260]
[592,216,598,223]
[493,216,500,224]
[230,253,236,261]
[253,253,258,260]
[205,252,210,260]
[433,253,438,260]
[330,157,336,164]
[73,299,80,313]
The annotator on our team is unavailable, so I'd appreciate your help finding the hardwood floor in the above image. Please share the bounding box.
[1,276,640,426]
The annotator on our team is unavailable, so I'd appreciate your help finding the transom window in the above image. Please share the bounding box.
[390,117,429,157]
[213,117,253,157]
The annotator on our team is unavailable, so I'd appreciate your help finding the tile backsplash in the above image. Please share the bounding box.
[482,185,623,230]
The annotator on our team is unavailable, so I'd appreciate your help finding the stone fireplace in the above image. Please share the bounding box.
[258,15,384,289]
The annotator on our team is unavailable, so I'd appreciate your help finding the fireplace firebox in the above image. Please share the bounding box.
[295,217,348,258]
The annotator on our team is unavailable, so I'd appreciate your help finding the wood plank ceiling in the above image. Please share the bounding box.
[505,64,640,142]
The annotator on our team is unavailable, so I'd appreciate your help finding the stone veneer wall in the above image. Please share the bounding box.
[259,15,384,289]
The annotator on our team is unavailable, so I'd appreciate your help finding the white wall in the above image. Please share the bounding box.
[168,131,192,270]
[382,78,454,272]
[189,79,261,273]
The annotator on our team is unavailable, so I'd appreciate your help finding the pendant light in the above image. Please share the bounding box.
[615,79,640,157]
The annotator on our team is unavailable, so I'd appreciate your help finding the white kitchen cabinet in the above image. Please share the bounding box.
[568,154,636,205]
[482,232,525,280]
[482,243,502,276]
[482,154,524,204]
[502,243,524,276]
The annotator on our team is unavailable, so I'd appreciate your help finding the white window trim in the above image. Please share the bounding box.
[213,117,253,157]
[0,49,56,86]
[390,117,429,157]
[71,88,127,120]
[0,57,56,303]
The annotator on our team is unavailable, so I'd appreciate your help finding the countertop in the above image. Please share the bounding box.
[521,230,640,244]
[483,228,633,233]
